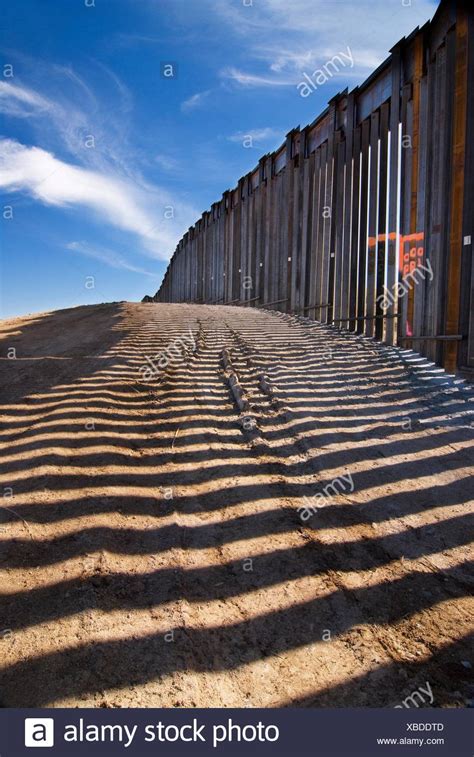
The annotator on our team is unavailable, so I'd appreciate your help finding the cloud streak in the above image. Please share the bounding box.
[220,67,295,88]
[227,127,283,145]
[0,81,52,117]
[0,138,196,260]
[181,90,211,112]
[67,241,157,276]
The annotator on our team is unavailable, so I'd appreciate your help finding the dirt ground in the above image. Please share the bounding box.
[0,301,473,708]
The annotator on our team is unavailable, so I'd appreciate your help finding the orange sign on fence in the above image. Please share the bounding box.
[367,231,425,277]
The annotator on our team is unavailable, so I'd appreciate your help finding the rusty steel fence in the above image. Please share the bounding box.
[153,0,473,375]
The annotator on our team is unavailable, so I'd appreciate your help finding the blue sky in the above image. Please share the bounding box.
[1,0,436,318]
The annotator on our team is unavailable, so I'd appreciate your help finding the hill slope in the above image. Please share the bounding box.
[0,302,472,707]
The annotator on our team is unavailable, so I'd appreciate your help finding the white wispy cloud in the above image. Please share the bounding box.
[0,70,140,181]
[0,81,52,117]
[214,0,436,88]
[154,153,182,172]
[227,127,282,145]
[220,67,295,88]
[0,78,108,171]
[67,241,157,276]
[0,138,196,260]
[181,90,211,112]
[0,68,201,262]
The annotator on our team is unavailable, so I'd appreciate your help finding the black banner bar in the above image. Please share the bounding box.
[2,707,472,756]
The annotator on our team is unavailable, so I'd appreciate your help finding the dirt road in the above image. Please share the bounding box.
[0,302,473,707]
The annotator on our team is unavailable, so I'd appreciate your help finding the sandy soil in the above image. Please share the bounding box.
[0,301,473,708]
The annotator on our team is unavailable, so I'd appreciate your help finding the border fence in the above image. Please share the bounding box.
[152,0,473,376]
